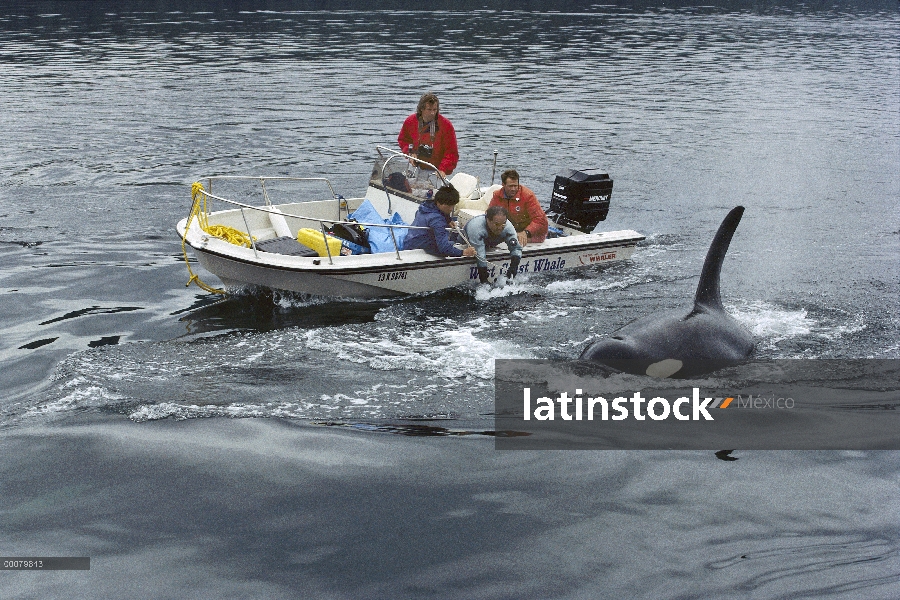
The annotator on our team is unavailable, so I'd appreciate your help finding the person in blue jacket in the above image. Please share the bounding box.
[403,185,476,258]
[464,205,523,284]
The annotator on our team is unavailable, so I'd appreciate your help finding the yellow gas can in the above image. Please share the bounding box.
[296,228,343,257]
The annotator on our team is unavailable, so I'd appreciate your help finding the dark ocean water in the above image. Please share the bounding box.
[1,1,898,598]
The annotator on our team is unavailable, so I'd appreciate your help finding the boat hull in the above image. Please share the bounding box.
[180,219,644,298]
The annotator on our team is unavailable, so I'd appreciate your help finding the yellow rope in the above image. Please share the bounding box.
[181,182,255,294]
[204,225,254,248]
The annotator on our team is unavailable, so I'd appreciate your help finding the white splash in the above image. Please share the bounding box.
[730,301,815,341]
[26,385,124,416]
[302,315,534,380]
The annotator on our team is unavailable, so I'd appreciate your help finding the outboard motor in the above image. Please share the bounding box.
[546,169,613,233]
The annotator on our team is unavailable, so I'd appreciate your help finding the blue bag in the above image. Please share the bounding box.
[348,199,409,253]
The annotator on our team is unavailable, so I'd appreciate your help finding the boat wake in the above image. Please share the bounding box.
[10,303,540,426]
[6,287,873,429]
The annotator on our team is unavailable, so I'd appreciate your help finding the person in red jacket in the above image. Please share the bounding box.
[489,169,549,246]
[397,92,459,178]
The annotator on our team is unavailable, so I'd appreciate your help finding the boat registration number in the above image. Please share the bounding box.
[377,271,408,282]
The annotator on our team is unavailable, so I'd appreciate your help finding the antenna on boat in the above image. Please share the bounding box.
[491,150,498,185]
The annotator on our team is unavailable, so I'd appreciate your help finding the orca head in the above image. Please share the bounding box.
[579,336,687,378]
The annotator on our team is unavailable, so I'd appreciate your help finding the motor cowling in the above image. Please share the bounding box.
[546,169,613,233]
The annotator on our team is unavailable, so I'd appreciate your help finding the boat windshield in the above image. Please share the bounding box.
[370,146,447,202]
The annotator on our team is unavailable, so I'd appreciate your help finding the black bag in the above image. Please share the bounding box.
[385,171,412,193]
[327,222,370,249]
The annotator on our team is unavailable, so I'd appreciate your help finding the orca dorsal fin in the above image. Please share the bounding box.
[693,206,744,311]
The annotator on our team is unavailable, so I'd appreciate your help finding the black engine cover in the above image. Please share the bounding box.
[548,169,613,233]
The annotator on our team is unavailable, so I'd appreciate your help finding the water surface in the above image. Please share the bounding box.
[1,2,898,598]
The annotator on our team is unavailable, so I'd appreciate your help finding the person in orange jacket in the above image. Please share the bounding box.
[489,169,549,246]
[397,92,459,178]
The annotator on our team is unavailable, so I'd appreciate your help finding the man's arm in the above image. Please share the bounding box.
[523,187,549,242]
[398,115,416,154]
[437,117,459,175]
[503,223,523,259]
[487,188,503,210]
[464,221,489,268]
[470,237,488,267]
[431,222,463,257]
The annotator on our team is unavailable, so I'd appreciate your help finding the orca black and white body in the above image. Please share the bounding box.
[580,206,754,378]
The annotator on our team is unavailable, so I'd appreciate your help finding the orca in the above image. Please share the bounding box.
[580,206,753,378]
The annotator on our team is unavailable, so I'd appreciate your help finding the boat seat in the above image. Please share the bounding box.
[448,172,479,200]
[456,208,485,229]
[457,184,499,212]
[477,184,501,204]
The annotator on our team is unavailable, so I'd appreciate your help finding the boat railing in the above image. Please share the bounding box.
[190,184,453,266]
[198,175,340,207]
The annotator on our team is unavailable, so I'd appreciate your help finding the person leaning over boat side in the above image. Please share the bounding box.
[463,205,523,284]
[397,92,459,178]
[488,169,549,247]
[403,185,476,258]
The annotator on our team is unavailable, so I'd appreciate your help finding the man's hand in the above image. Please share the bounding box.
[517,230,529,247]
[462,246,476,257]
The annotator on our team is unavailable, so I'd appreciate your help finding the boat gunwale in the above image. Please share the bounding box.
[179,222,645,276]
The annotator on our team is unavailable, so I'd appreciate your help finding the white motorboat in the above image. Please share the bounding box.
[176,147,645,298]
